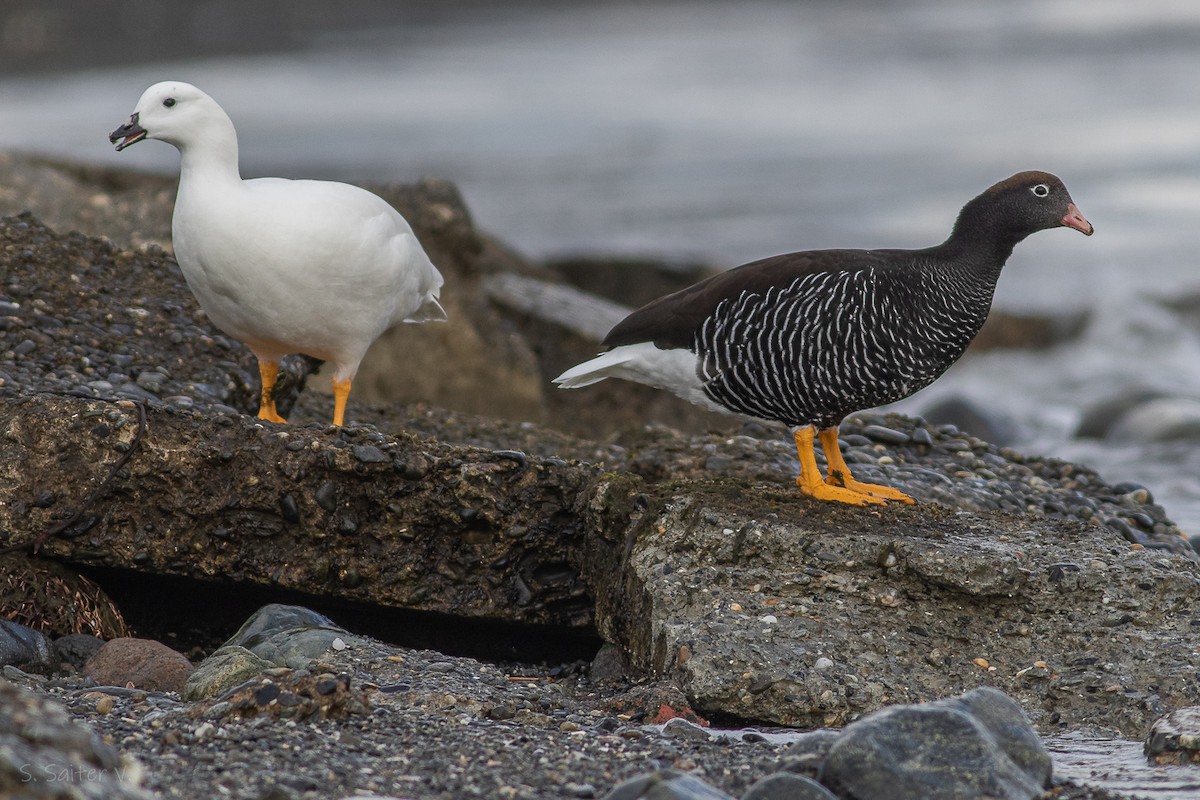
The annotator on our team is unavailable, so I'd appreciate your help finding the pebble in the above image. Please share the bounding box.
[279,494,301,523]
[861,424,910,445]
[661,717,713,742]
[353,444,390,463]
[315,481,338,512]
[910,427,934,446]
[602,771,734,800]
[135,370,165,393]
[1105,517,1146,545]
[92,693,115,714]
[52,633,104,670]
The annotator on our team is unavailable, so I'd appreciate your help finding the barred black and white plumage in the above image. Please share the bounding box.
[694,258,995,429]
[555,171,1094,506]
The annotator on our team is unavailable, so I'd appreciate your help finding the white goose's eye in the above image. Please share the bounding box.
[163,97,177,108]
[1031,183,1050,198]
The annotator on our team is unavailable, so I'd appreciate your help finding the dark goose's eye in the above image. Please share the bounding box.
[1031,184,1050,198]
[163,98,177,108]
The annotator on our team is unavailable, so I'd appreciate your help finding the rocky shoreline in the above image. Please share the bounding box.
[0,605,1146,800]
[2,153,1199,799]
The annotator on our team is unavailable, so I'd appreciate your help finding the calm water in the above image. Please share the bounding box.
[1048,732,1200,799]
[0,1,1197,535]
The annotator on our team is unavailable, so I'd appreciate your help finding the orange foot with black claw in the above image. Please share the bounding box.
[257,360,288,424]
[797,471,887,505]
[828,476,915,504]
[794,427,887,506]
[816,426,915,504]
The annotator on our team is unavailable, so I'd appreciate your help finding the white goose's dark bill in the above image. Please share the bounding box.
[109,114,147,151]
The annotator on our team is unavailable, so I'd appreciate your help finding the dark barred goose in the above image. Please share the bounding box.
[555,171,1093,506]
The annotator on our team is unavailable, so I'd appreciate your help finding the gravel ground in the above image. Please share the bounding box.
[5,633,1143,800]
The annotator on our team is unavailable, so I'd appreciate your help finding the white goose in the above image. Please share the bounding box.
[110,81,446,426]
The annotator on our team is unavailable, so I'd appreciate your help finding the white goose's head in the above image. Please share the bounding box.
[110,81,236,155]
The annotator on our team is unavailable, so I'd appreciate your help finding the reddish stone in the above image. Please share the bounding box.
[84,637,194,693]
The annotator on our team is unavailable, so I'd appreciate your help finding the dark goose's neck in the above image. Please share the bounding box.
[913,193,1033,323]
[932,191,1034,283]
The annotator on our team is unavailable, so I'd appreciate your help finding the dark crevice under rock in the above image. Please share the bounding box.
[76,564,604,665]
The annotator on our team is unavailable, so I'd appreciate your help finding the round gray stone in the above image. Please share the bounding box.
[951,687,1051,786]
[222,603,340,650]
[182,645,275,701]
[742,773,837,800]
[1107,396,1200,442]
[819,701,1043,800]
[660,716,714,742]
[0,620,53,673]
[601,771,735,800]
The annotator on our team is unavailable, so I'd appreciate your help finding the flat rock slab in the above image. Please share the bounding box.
[601,486,1200,737]
[0,393,632,629]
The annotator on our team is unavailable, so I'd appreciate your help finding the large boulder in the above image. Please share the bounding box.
[589,487,1200,736]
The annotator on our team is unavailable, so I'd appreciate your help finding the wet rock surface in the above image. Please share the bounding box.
[0,154,1190,799]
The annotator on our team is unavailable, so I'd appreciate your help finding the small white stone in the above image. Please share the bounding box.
[759,615,778,624]
[815,657,834,670]
[331,637,348,651]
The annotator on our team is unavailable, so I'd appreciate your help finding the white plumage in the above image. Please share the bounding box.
[110,81,445,426]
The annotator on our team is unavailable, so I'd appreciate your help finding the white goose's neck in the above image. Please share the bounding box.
[177,121,242,189]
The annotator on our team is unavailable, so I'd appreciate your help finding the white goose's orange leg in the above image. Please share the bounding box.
[818,426,914,504]
[794,426,885,505]
[332,378,352,427]
[257,360,287,423]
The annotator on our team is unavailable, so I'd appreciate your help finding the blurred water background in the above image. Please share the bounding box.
[0,0,1198,538]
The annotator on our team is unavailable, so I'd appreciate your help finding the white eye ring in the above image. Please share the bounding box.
[1031,184,1050,197]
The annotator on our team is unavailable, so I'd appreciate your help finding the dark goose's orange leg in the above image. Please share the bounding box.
[818,426,914,504]
[794,426,886,505]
